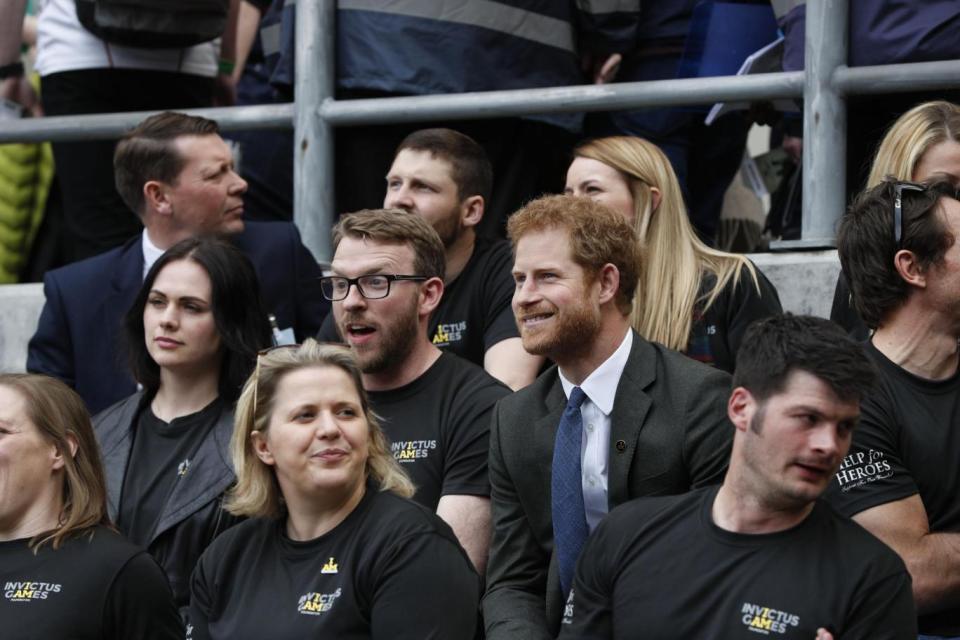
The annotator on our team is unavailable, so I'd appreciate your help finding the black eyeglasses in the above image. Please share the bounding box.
[319,274,427,301]
[892,180,927,248]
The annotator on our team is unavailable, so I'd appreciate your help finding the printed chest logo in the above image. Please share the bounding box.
[741,603,800,635]
[297,588,342,616]
[835,449,893,491]
[321,557,338,574]
[391,440,437,463]
[4,581,62,602]
[432,321,467,347]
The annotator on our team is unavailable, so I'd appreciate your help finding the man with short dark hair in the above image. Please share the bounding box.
[829,179,960,638]
[484,195,732,639]
[326,208,510,574]
[558,314,916,640]
[27,112,327,414]
[319,128,541,390]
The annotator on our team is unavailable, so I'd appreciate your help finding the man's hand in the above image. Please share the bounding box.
[580,52,622,85]
[1,74,41,117]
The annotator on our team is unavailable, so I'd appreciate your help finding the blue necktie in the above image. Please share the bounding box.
[552,386,589,597]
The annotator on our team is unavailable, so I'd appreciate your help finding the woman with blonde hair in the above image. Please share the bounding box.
[566,136,781,372]
[832,100,960,337]
[189,340,480,639]
[0,373,181,639]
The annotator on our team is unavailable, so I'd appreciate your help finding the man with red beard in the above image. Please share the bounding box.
[484,195,732,640]
[323,208,510,575]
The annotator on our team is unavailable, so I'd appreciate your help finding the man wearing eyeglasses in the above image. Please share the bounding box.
[324,208,511,575]
[831,179,960,639]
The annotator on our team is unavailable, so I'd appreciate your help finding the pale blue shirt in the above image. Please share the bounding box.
[559,328,633,532]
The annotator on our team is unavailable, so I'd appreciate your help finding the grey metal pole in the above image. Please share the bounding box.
[294,0,335,263]
[0,103,295,144]
[791,0,848,248]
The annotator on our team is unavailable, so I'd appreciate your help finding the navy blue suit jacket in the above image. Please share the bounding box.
[27,221,328,414]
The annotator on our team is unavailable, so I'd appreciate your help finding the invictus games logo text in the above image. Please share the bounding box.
[835,449,893,492]
[4,581,62,602]
[297,588,342,616]
[432,321,467,347]
[391,440,437,463]
[741,602,800,635]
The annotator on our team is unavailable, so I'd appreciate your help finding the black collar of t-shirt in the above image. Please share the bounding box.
[274,481,377,561]
[698,485,826,547]
[866,339,960,394]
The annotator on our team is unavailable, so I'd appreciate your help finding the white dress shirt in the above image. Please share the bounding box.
[141,230,165,279]
[559,328,633,532]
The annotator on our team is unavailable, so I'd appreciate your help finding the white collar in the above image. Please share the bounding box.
[559,329,633,415]
[141,230,165,279]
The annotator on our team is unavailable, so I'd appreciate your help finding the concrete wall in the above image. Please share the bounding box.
[1,283,44,373]
[0,251,842,374]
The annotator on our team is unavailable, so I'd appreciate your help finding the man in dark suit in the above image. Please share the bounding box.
[27,112,327,414]
[483,195,733,639]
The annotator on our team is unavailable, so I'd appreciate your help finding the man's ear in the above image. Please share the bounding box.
[144,180,173,216]
[419,277,444,317]
[728,387,756,433]
[893,249,927,289]
[460,195,484,228]
[596,263,621,306]
[251,430,275,466]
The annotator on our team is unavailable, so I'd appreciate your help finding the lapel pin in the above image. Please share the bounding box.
[615,440,626,452]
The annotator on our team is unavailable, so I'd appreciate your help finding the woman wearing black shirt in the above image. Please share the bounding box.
[0,373,182,640]
[190,341,480,639]
[93,237,271,613]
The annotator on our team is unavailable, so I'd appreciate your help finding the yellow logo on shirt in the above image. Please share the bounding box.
[321,557,338,574]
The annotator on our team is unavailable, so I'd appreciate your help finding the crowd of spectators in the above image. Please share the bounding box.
[1,2,960,640]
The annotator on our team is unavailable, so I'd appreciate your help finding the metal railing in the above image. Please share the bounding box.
[2,1,960,260]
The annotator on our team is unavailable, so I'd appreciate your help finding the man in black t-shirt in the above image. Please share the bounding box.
[323,208,510,576]
[831,180,960,638]
[319,128,542,390]
[560,315,916,640]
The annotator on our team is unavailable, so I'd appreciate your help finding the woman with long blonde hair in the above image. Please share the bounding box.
[189,340,480,639]
[566,136,781,372]
[832,100,960,337]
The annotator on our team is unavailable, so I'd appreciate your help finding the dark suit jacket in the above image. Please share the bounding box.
[27,221,328,414]
[483,331,733,640]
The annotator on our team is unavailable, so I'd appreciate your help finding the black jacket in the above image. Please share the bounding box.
[94,392,241,615]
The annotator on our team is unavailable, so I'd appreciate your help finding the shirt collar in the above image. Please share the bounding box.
[141,230,165,279]
[559,329,633,416]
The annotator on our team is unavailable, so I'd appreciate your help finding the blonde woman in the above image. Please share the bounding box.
[565,136,782,373]
[831,100,960,338]
[0,374,182,640]
[189,340,480,640]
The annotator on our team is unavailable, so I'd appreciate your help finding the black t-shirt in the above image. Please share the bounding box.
[825,340,960,636]
[687,265,782,373]
[318,236,519,367]
[368,352,510,509]
[559,487,916,640]
[118,399,222,547]
[0,526,183,640]
[189,486,480,640]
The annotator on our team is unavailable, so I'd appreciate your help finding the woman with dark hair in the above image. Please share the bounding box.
[0,373,182,639]
[190,341,480,639]
[93,236,272,615]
